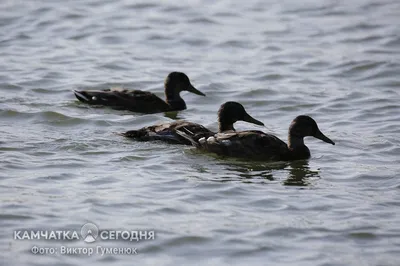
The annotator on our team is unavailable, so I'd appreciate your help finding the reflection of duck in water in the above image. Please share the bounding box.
[284,160,320,186]
[119,102,264,145]
[178,115,334,161]
[74,72,205,113]
[193,160,320,186]
[220,161,288,181]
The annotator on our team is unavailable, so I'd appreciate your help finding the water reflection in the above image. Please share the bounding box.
[214,159,320,186]
[284,160,320,186]
[163,111,180,120]
[220,161,288,181]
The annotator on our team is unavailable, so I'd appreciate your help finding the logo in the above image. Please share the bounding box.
[80,223,98,243]
[14,223,154,243]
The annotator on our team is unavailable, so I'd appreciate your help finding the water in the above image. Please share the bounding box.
[1,0,399,265]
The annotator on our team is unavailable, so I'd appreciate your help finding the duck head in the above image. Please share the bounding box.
[289,115,335,145]
[164,72,205,98]
[218,101,264,132]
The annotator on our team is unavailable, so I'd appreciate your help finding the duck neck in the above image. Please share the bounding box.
[165,89,186,110]
[218,117,235,132]
[288,134,310,159]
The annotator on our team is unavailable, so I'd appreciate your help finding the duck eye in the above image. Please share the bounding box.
[311,124,318,134]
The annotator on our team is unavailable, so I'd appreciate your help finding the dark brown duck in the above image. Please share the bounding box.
[73,72,205,113]
[119,101,264,145]
[177,115,335,161]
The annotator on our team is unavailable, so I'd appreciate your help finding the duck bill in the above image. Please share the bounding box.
[243,113,264,126]
[187,84,206,96]
[314,130,335,145]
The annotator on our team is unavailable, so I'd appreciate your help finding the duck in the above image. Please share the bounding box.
[73,72,205,113]
[119,101,264,145]
[177,115,335,161]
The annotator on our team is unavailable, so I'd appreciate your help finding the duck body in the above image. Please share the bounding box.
[194,130,294,161]
[120,101,264,145]
[177,115,335,161]
[74,72,205,114]
[120,120,214,145]
[74,88,179,113]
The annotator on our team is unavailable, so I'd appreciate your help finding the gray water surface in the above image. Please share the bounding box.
[1,0,400,265]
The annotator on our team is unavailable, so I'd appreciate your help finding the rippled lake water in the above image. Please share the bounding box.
[1,0,400,265]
